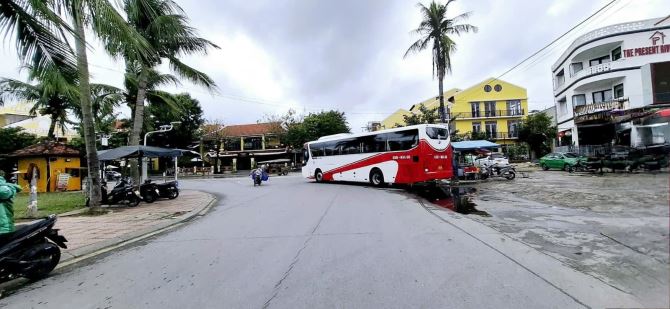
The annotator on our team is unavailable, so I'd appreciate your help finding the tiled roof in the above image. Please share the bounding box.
[222,122,279,137]
[9,141,80,157]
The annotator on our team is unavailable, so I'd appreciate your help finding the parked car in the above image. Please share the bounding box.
[475,153,509,167]
[539,152,583,171]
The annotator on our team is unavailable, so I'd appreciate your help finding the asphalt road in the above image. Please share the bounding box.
[0,176,623,308]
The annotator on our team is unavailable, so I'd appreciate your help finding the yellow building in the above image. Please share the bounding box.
[380,78,528,151]
[10,141,82,193]
[449,78,528,149]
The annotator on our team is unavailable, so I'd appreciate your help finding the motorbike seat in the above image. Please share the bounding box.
[0,218,54,246]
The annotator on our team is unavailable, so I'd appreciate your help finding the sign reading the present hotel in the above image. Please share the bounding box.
[622,31,670,57]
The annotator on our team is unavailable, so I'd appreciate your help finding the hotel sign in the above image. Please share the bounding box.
[622,31,669,57]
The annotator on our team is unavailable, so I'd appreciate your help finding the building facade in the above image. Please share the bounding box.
[448,78,528,151]
[201,122,288,172]
[379,78,528,152]
[552,17,670,148]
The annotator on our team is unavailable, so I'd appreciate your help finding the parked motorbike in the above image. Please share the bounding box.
[140,179,179,203]
[252,172,262,186]
[481,164,516,180]
[100,177,141,207]
[0,215,67,281]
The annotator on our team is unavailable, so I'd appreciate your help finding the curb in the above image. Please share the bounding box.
[56,191,218,270]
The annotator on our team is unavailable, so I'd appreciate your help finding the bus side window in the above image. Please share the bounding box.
[311,143,325,157]
[387,129,418,151]
[361,134,386,153]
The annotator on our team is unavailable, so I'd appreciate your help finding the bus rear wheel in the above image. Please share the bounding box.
[315,169,324,183]
[370,169,384,187]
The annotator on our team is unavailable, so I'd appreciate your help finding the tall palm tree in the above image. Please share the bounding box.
[0,66,79,139]
[0,0,155,209]
[123,0,218,147]
[404,0,477,123]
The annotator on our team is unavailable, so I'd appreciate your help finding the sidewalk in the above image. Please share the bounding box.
[55,189,216,263]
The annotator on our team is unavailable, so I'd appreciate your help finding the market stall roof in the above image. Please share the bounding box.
[452,140,500,151]
[97,146,183,161]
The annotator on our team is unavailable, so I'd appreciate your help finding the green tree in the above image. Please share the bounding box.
[123,0,218,149]
[402,105,439,126]
[146,93,204,149]
[518,113,556,159]
[284,111,350,149]
[1,0,156,209]
[0,127,41,177]
[404,0,477,123]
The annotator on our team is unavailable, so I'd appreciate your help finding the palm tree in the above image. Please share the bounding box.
[0,66,79,139]
[404,0,477,123]
[123,0,218,147]
[0,0,155,209]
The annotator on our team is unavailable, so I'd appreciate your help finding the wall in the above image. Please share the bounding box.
[380,109,412,129]
[17,156,81,193]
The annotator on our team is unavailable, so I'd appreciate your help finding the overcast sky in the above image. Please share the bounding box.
[0,0,668,132]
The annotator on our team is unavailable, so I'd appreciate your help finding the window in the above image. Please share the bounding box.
[651,61,670,104]
[361,134,387,153]
[611,46,622,61]
[558,99,567,116]
[324,141,339,156]
[572,94,586,107]
[470,102,480,117]
[506,100,521,115]
[334,138,360,155]
[592,89,613,103]
[507,120,520,138]
[613,84,624,98]
[484,101,496,117]
[243,137,263,150]
[386,129,418,151]
[485,121,497,138]
[472,122,481,133]
[310,143,324,157]
[484,85,492,92]
[570,62,584,75]
[426,127,448,140]
[589,55,610,66]
[65,168,80,178]
[494,84,502,92]
[555,69,565,87]
[224,138,241,151]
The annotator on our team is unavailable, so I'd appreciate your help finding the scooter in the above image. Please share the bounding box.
[140,179,179,203]
[481,163,516,180]
[0,215,67,282]
[101,177,141,207]
[252,172,262,186]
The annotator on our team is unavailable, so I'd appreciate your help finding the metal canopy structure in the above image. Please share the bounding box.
[451,140,500,151]
[97,146,183,161]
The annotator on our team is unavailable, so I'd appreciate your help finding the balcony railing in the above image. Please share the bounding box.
[555,60,625,92]
[451,109,524,119]
[574,97,628,117]
[457,131,519,140]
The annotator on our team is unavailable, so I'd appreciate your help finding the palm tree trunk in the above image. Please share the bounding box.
[47,115,57,139]
[128,67,148,182]
[73,7,102,210]
[438,77,446,123]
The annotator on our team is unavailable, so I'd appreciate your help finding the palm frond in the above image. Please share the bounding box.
[167,56,217,90]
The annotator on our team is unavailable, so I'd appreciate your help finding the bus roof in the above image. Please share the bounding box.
[307,123,448,144]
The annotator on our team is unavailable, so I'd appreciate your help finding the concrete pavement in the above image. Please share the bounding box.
[0,176,642,308]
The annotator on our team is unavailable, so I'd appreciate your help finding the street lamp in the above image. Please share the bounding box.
[142,121,181,181]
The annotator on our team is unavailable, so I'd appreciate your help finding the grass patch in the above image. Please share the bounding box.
[12,191,86,219]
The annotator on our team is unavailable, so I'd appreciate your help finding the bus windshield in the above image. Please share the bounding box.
[426,127,449,140]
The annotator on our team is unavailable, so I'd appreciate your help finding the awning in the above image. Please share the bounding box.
[98,146,183,161]
[253,151,288,156]
[452,140,500,151]
[257,158,291,164]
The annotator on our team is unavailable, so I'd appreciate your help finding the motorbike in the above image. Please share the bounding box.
[0,215,67,281]
[251,169,268,186]
[481,163,516,180]
[140,179,179,203]
[101,177,141,207]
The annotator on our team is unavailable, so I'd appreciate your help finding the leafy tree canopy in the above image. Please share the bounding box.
[518,113,556,158]
[278,110,350,149]
[146,93,204,149]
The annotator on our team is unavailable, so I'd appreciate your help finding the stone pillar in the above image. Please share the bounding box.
[232,158,237,173]
[240,137,244,151]
[250,157,255,169]
[262,135,266,150]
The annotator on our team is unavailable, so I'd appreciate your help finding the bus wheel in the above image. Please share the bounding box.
[370,169,384,187]
[315,169,324,183]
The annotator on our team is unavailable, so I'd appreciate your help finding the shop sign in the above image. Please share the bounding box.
[622,31,670,57]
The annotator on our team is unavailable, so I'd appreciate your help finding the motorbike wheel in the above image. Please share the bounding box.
[505,171,516,180]
[168,190,179,199]
[21,242,61,280]
[127,195,141,207]
[143,192,158,203]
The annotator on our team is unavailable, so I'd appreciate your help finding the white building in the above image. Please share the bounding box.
[552,17,670,149]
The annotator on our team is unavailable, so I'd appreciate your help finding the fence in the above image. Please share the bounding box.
[554,144,612,157]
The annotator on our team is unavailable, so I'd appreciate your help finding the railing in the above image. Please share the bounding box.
[555,144,612,157]
[457,131,519,140]
[555,60,625,92]
[451,109,524,119]
[574,98,628,117]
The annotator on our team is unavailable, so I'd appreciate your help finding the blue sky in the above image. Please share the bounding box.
[0,0,668,132]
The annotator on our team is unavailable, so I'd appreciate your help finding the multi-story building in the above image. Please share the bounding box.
[379,78,528,152]
[552,17,670,148]
[448,78,528,151]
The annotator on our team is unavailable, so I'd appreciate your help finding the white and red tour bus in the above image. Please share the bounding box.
[301,124,453,186]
